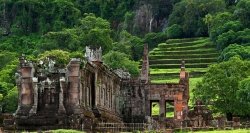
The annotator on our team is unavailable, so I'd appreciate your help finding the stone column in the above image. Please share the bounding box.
[159,99,165,118]
[145,100,151,116]
[58,77,66,114]
[21,66,33,105]
[95,71,98,106]
[16,64,34,115]
[29,77,38,115]
[67,59,81,114]
[15,71,22,114]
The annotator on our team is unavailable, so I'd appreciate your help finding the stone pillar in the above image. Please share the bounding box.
[112,86,115,111]
[140,44,149,83]
[21,66,33,105]
[95,71,99,106]
[159,99,165,118]
[145,100,151,116]
[16,64,34,115]
[15,71,22,114]
[58,77,66,114]
[29,77,38,115]
[175,92,184,120]
[67,59,81,114]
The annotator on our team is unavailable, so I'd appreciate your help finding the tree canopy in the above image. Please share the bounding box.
[193,57,250,118]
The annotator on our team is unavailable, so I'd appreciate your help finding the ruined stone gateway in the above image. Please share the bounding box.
[14,45,189,131]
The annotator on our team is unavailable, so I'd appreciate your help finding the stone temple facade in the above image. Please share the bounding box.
[14,45,189,131]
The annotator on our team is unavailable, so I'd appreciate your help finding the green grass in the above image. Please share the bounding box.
[151,102,160,116]
[150,68,208,74]
[149,53,219,59]
[149,37,218,107]
[187,129,250,133]
[150,49,217,55]
[166,111,174,118]
[165,37,209,44]
[23,129,84,133]
[150,58,217,64]
[150,63,212,69]
[159,41,212,48]
[151,78,179,83]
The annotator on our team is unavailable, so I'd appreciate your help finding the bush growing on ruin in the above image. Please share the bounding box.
[103,51,139,76]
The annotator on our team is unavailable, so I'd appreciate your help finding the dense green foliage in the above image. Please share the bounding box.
[103,51,139,76]
[193,57,250,117]
[168,0,226,37]
[165,24,183,39]
[219,44,250,61]
[0,0,147,113]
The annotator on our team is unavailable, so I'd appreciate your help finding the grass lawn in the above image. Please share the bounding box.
[23,129,84,133]
[150,68,207,74]
[187,129,250,133]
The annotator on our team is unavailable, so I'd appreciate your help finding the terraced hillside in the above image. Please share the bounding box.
[149,37,219,95]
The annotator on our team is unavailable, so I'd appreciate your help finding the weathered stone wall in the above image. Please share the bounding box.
[12,45,190,131]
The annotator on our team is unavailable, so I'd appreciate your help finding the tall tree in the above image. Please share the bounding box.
[193,57,250,119]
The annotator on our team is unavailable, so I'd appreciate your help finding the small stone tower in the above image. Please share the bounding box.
[85,46,102,63]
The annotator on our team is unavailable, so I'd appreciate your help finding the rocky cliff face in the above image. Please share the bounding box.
[132,0,174,35]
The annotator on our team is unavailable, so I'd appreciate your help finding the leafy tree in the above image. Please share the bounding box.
[168,0,226,37]
[0,59,18,95]
[43,29,81,51]
[2,87,18,113]
[210,20,243,44]
[165,24,183,39]
[44,14,113,53]
[69,51,84,59]
[0,57,18,113]
[114,30,143,61]
[225,0,238,6]
[143,32,168,50]
[78,13,113,53]
[216,28,250,50]
[38,50,70,67]
[0,0,81,35]
[219,44,250,61]
[0,51,17,69]
[0,35,42,55]
[235,0,250,28]
[103,51,139,76]
[237,78,250,115]
[209,12,233,32]
[168,1,187,27]
[216,30,237,50]
[193,57,250,119]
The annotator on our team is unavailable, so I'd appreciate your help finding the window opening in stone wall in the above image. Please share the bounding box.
[166,100,174,118]
[150,101,160,116]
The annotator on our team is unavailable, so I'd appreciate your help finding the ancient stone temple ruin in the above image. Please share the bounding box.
[13,44,189,131]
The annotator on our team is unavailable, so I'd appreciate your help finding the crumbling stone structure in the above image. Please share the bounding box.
[13,44,190,131]
[142,45,189,128]
[184,100,213,128]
